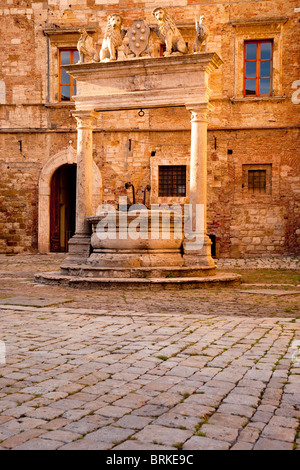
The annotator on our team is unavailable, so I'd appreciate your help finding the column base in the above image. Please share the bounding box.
[64,233,92,265]
[183,234,215,267]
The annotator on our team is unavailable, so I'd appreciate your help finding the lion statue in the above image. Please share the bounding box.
[100,14,126,62]
[152,7,188,56]
[77,29,99,63]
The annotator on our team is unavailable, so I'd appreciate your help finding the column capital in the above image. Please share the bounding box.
[186,103,213,123]
[72,110,100,130]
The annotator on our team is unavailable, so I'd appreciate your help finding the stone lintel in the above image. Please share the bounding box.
[63,53,223,112]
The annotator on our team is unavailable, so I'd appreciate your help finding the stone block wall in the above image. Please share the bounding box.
[0,0,299,257]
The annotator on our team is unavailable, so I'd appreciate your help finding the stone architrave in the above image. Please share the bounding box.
[128,20,150,58]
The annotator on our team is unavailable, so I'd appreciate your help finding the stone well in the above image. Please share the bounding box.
[36,52,241,289]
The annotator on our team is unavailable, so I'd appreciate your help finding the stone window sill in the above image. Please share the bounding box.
[44,102,75,108]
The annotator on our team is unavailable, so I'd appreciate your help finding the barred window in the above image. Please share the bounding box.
[248,170,267,194]
[159,165,186,197]
[242,164,272,195]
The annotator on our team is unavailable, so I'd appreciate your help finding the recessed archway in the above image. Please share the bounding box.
[38,145,102,253]
[50,163,76,252]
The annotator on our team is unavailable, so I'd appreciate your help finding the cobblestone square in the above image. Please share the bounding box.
[0,255,299,450]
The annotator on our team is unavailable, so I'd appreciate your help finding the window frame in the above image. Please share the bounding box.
[242,164,272,196]
[58,48,79,102]
[43,27,96,104]
[244,39,273,97]
[230,18,286,100]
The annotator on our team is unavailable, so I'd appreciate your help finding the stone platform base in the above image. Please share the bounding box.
[60,264,216,278]
[35,270,241,290]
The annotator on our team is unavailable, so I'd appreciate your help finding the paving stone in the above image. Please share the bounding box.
[62,409,90,421]
[207,413,248,429]
[1,417,46,433]
[184,392,222,408]
[251,410,274,424]
[0,296,71,307]
[142,376,182,392]
[154,411,200,431]
[2,405,35,419]
[63,415,113,435]
[254,438,294,450]
[165,366,198,378]
[1,429,45,449]
[244,368,274,382]
[268,415,299,429]
[231,442,254,450]
[113,440,172,450]
[114,415,153,430]
[170,403,215,419]
[148,392,182,407]
[183,436,230,450]
[133,404,170,417]
[237,426,262,444]
[95,405,132,418]
[199,424,240,443]
[48,399,86,410]
[239,290,300,296]
[86,425,135,444]
[59,439,113,450]
[39,429,82,443]
[23,406,64,421]
[223,392,260,408]
[13,438,64,450]
[113,394,148,409]
[261,424,297,442]
[38,417,71,431]
[213,368,249,384]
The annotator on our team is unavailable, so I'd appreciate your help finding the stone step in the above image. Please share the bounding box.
[60,264,216,279]
[35,271,241,290]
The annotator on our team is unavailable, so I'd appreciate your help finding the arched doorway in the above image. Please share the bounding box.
[38,145,102,253]
[50,164,76,252]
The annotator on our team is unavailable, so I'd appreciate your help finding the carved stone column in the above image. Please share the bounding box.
[183,103,215,267]
[66,110,99,265]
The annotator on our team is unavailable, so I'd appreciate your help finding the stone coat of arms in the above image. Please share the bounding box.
[127,20,150,58]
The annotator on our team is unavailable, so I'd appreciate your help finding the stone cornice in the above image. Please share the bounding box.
[229,17,289,27]
[43,27,97,36]
[63,53,223,79]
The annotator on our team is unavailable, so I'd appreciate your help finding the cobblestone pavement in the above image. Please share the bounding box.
[0,254,299,450]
